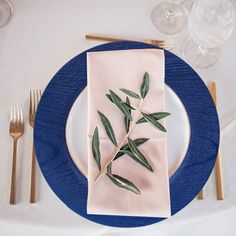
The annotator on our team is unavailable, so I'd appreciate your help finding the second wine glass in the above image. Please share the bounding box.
[182,0,236,69]
[151,0,189,35]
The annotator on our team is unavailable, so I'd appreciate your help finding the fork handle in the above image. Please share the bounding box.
[85,34,134,42]
[10,139,17,205]
[30,141,36,203]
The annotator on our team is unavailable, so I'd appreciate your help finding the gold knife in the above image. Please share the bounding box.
[209,82,224,200]
[197,82,223,200]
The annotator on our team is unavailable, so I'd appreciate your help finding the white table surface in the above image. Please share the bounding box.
[1,0,236,235]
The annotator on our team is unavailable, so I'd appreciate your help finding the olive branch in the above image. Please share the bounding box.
[91,72,170,194]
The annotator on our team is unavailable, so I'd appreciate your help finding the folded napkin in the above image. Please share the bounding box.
[87,49,170,217]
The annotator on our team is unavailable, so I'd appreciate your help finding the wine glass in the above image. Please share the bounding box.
[0,0,13,28]
[151,0,189,35]
[182,0,236,69]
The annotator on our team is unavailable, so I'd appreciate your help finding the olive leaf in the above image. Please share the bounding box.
[120,88,140,99]
[107,93,135,110]
[121,101,135,110]
[106,94,114,103]
[124,97,131,133]
[92,127,101,170]
[98,111,117,146]
[137,112,171,124]
[109,90,132,121]
[114,138,149,160]
[106,173,141,195]
[141,112,167,132]
[119,149,152,172]
[140,72,149,99]
[107,163,112,175]
[128,137,153,172]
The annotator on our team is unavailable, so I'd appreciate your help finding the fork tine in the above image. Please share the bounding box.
[13,106,16,124]
[35,90,39,107]
[10,105,24,127]
[32,90,36,114]
[15,105,18,125]
[33,90,35,114]
[20,106,23,125]
[156,41,173,44]
[32,90,35,114]
[155,39,173,42]
[157,42,173,45]
[34,90,37,113]
[155,42,173,46]
[30,90,33,116]
[147,42,173,50]
[10,106,13,123]
[15,106,18,124]
[17,105,21,124]
[37,89,41,106]
[38,89,42,99]
[164,47,173,50]
[12,106,14,123]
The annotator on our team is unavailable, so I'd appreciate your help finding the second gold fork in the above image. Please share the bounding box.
[29,89,41,203]
[85,34,174,50]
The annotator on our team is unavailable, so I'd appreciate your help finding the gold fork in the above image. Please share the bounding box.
[9,105,24,205]
[85,34,174,50]
[29,89,41,203]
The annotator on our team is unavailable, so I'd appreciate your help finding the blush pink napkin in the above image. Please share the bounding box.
[87,49,170,217]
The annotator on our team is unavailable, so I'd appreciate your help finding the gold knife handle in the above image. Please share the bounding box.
[209,82,224,200]
[215,152,224,200]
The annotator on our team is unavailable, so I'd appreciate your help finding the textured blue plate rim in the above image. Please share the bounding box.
[34,41,220,228]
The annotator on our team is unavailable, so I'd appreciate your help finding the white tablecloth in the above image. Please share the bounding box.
[1,0,236,235]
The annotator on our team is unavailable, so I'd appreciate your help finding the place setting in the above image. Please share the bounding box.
[2,0,236,231]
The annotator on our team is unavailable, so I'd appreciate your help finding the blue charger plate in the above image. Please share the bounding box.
[34,41,220,227]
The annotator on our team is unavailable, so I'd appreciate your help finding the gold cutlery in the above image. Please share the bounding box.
[29,89,41,203]
[9,105,24,205]
[209,82,224,200]
[197,81,223,200]
[197,189,204,200]
[85,34,174,50]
